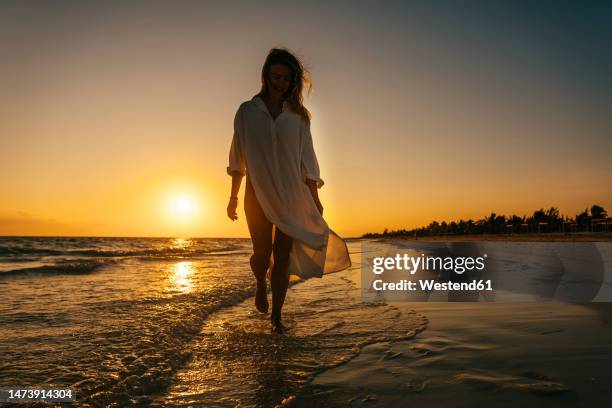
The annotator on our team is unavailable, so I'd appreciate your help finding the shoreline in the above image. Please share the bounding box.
[368,233,612,242]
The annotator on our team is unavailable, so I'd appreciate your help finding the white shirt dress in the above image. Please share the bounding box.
[227,96,352,279]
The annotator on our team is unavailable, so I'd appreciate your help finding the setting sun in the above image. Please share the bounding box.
[157,184,208,233]
[168,195,198,221]
[175,198,193,213]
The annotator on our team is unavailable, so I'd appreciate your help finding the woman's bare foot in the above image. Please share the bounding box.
[255,281,268,313]
[271,315,285,333]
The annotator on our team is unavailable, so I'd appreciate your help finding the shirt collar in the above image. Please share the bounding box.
[252,95,290,116]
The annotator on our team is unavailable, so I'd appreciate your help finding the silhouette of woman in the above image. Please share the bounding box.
[226,48,351,333]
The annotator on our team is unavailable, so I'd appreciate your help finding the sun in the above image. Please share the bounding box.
[169,194,198,220]
[175,198,192,213]
[161,186,205,230]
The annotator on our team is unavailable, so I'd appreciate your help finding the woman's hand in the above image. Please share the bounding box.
[227,198,239,221]
[227,174,243,221]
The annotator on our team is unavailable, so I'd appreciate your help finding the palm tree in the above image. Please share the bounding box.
[591,205,607,220]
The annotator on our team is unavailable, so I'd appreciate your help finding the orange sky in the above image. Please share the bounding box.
[1,2,610,238]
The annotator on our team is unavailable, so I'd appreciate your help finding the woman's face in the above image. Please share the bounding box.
[266,63,293,99]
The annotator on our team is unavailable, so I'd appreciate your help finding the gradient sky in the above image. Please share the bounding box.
[1,0,611,238]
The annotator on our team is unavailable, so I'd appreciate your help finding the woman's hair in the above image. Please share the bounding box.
[257,48,312,124]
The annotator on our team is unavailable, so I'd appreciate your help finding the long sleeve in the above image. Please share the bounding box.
[226,108,246,176]
[300,124,324,188]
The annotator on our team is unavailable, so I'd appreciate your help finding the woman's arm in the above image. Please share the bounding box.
[227,107,245,221]
[306,178,323,215]
[227,172,243,220]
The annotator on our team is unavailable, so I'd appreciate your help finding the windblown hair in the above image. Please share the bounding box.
[257,48,312,124]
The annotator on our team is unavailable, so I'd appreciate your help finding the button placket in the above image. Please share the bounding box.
[270,119,283,195]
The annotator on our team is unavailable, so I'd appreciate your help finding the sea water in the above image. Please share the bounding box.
[0,237,425,407]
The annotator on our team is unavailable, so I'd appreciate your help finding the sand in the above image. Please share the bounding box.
[295,284,612,407]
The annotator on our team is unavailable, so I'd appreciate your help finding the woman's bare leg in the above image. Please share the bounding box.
[244,176,272,314]
[270,227,292,332]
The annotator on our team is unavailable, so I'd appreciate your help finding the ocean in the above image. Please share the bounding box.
[0,237,425,407]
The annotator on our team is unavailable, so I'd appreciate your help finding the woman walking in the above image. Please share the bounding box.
[226,48,351,333]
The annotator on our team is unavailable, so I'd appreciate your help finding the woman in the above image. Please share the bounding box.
[226,48,351,333]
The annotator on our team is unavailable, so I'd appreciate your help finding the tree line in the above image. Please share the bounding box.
[362,205,609,238]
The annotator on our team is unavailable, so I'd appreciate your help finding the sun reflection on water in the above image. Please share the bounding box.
[171,238,193,251]
[170,261,194,293]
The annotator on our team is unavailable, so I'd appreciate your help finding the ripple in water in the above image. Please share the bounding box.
[156,269,427,407]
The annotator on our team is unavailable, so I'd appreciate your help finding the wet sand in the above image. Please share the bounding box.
[297,297,612,407]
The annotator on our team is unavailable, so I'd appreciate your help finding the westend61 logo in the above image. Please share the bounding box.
[372,253,487,275]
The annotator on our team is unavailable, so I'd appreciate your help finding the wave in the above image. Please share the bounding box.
[0,247,64,256]
[155,268,428,407]
[61,286,258,407]
[135,250,251,262]
[0,245,244,259]
[0,259,112,277]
